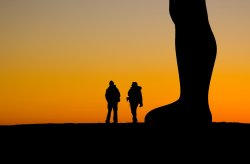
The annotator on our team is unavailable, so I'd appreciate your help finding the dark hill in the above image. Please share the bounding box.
[1,122,250,162]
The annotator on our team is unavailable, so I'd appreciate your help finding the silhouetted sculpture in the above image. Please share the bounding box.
[145,0,217,128]
[127,82,143,123]
[105,80,121,123]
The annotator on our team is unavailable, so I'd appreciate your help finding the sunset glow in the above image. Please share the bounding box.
[1,0,250,125]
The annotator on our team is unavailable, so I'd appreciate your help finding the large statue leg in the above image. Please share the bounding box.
[145,0,217,128]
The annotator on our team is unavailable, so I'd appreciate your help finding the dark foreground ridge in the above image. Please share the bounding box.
[2,122,250,140]
[1,122,250,162]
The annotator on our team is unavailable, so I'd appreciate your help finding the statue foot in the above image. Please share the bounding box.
[144,100,212,129]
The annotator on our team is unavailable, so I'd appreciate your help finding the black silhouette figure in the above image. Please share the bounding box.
[145,0,217,128]
[105,80,121,124]
[127,82,143,123]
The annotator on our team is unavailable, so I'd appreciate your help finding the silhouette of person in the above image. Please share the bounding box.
[145,0,217,128]
[127,82,143,123]
[105,80,121,124]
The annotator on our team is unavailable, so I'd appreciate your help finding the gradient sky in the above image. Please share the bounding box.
[1,0,250,125]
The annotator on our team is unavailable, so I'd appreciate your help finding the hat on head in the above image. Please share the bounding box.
[109,80,114,85]
[132,82,137,86]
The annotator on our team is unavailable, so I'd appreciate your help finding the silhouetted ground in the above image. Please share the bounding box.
[1,122,250,143]
[1,122,250,162]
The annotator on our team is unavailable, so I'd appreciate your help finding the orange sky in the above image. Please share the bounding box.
[0,0,250,125]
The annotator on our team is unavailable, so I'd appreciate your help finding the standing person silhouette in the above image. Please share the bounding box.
[145,0,217,127]
[127,82,143,123]
[105,80,120,124]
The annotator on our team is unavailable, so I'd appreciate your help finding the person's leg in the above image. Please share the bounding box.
[145,0,217,127]
[106,103,112,123]
[113,103,118,123]
[130,103,138,123]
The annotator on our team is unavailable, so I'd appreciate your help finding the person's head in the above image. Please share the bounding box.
[132,82,138,87]
[109,80,114,86]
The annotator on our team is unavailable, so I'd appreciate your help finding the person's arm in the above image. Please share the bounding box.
[127,89,130,101]
[139,91,143,107]
[105,89,109,101]
[117,89,121,102]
